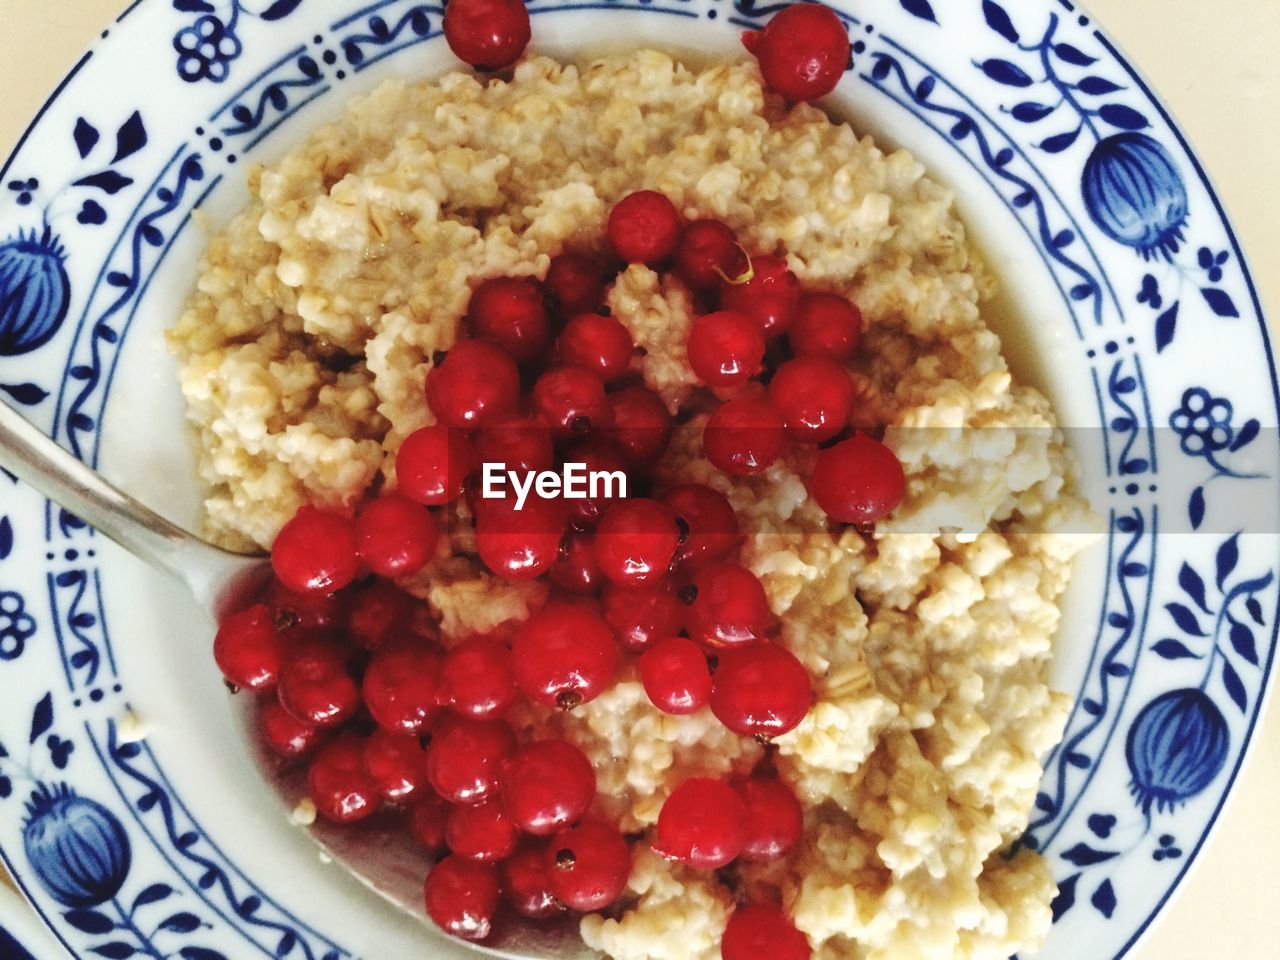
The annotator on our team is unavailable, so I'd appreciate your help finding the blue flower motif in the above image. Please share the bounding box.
[6,178,38,206]
[1126,688,1229,814]
[1136,273,1162,309]
[1197,246,1229,283]
[1170,387,1234,457]
[0,228,71,357]
[1082,132,1188,260]
[173,15,242,84]
[22,784,131,908]
[0,590,36,661]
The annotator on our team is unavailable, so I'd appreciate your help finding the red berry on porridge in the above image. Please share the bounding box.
[442,0,532,71]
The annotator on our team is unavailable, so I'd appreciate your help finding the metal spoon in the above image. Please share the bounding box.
[0,401,597,959]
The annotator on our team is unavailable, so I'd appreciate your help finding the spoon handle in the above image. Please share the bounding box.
[0,400,260,605]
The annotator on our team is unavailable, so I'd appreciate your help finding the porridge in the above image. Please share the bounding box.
[169,7,1100,959]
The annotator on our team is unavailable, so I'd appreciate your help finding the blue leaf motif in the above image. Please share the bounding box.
[133,884,173,908]
[29,693,53,744]
[1201,287,1239,318]
[1179,562,1209,612]
[1189,486,1206,530]
[1091,879,1117,919]
[179,948,228,960]
[159,912,203,933]
[1247,596,1265,625]
[1165,602,1206,636]
[1229,621,1258,665]
[1087,814,1116,838]
[1054,43,1098,67]
[899,0,937,22]
[1060,842,1119,867]
[72,171,133,195]
[90,943,135,959]
[915,76,936,101]
[261,0,304,20]
[1041,127,1082,153]
[0,383,49,406]
[1155,302,1179,352]
[1099,104,1150,130]
[870,56,892,82]
[1078,76,1124,95]
[1222,659,1247,712]
[73,119,99,159]
[1216,534,1240,589]
[276,931,297,956]
[1011,102,1055,123]
[77,200,107,225]
[112,112,147,163]
[1152,639,1201,660]
[980,59,1033,87]
[1231,418,1260,451]
[1051,873,1079,921]
[63,908,114,934]
[0,516,11,559]
[982,0,1018,42]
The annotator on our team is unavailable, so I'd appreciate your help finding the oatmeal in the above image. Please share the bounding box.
[172,48,1099,960]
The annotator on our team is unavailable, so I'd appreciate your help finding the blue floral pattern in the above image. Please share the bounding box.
[171,1,306,84]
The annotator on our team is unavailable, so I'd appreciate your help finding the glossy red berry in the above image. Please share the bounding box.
[355,494,439,578]
[259,699,322,759]
[214,603,284,691]
[441,0,531,71]
[602,580,684,653]
[468,276,550,362]
[607,191,682,265]
[500,739,597,836]
[710,643,812,739]
[748,3,850,102]
[272,506,360,594]
[558,313,633,383]
[660,483,740,571]
[447,799,522,862]
[674,219,748,291]
[545,252,606,318]
[346,580,416,652]
[363,639,444,735]
[265,579,345,635]
[407,792,450,852]
[474,493,565,580]
[532,365,615,439]
[562,439,629,527]
[607,384,672,468]
[512,602,618,710]
[640,637,712,715]
[396,424,475,506]
[720,256,800,337]
[687,311,766,388]
[735,777,804,862]
[704,398,785,477]
[722,904,812,960]
[307,738,381,824]
[424,855,500,942]
[685,562,773,648]
[474,416,555,478]
[653,778,747,869]
[278,640,359,728]
[549,533,605,595]
[768,357,855,444]
[593,498,681,586]
[427,339,521,429]
[426,717,517,805]
[810,434,905,524]
[438,636,518,720]
[788,292,863,361]
[546,818,632,911]
[501,842,565,919]
[362,728,429,801]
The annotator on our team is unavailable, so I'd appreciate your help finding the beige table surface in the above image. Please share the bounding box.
[2,1,1278,957]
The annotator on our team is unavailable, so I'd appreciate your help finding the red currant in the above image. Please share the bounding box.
[427,339,521,429]
[549,533,604,595]
[660,483,740,571]
[346,580,416,652]
[278,640,359,728]
[545,252,606,318]
[640,637,712,715]
[562,439,629,527]
[362,728,429,801]
[788,292,862,361]
[674,220,748,291]
[558,313,633,383]
[441,0,530,71]
[271,507,360,594]
[532,365,615,439]
[653,778,747,869]
[685,562,773,648]
[355,494,438,578]
[500,739,597,836]
[687,311,766,387]
[474,416,555,478]
[265,579,345,635]
[710,643,811,739]
[259,699,322,759]
[363,639,444,735]
[307,737,381,824]
[722,904,812,960]
[748,3,850,102]
[396,424,475,506]
[735,776,804,862]
[407,791,450,852]
[593,498,681,586]
[438,636,518,720]
[501,841,565,919]
[810,434,905,524]
[468,276,550,362]
[214,603,284,691]
[607,384,673,468]
[546,817,632,911]
[474,493,566,580]
[424,855,500,942]
[602,580,684,653]
[447,799,522,862]
[768,357,854,444]
[720,255,800,337]
[607,191,682,265]
[512,602,618,710]
[426,716,516,805]
[704,398,785,476]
